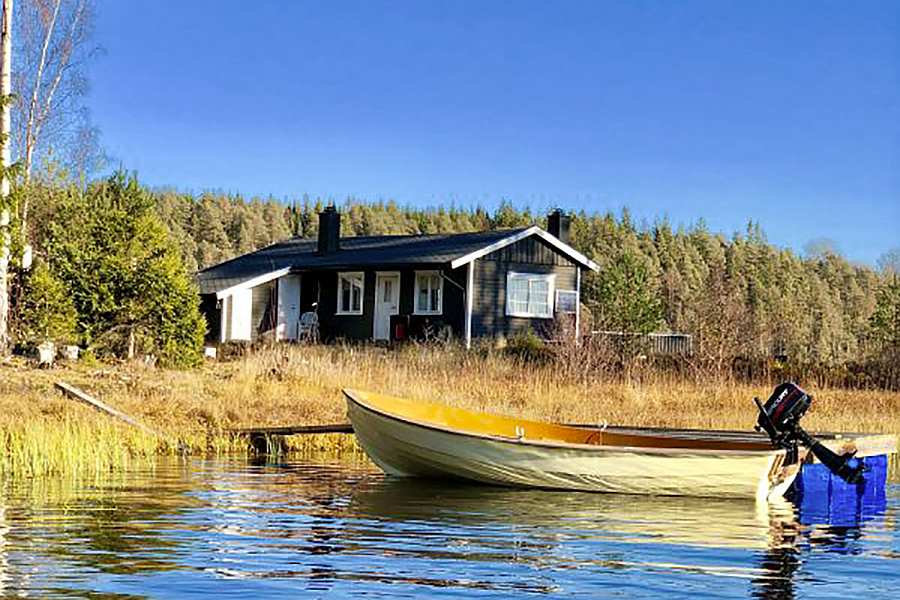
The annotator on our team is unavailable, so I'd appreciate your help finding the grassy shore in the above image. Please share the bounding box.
[2,343,899,478]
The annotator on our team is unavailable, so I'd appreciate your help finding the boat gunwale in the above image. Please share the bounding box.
[343,389,787,458]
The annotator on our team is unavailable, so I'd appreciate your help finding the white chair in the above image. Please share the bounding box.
[298,311,319,343]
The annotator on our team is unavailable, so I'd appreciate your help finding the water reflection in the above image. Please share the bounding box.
[348,477,793,548]
[0,457,895,599]
[348,477,813,598]
[0,490,9,596]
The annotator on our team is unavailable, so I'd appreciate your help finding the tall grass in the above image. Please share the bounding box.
[0,418,158,478]
[1,343,898,478]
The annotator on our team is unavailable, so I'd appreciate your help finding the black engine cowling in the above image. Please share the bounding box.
[754,382,865,485]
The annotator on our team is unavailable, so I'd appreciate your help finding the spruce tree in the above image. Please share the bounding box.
[45,172,205,366]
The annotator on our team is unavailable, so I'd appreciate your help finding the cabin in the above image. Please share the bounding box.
[196,208,600,348]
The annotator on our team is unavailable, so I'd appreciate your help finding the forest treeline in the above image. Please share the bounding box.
[0,1,895,387]
[8,178,899,387]
[150,188,899,386]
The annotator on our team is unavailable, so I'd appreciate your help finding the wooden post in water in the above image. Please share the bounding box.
[248,432,287,455]
[232,423,355,455]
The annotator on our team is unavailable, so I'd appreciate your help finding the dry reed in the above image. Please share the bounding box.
[2,343,898,478]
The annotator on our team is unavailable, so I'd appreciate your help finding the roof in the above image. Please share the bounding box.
[197,226,599,296]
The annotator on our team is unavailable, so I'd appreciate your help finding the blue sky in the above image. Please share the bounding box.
[89,1,898,264]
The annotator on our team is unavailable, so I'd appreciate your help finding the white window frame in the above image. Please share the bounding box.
[555,289,578,314]
[414,270,444,315]
[506,271,555,319]
[336,271,365,316]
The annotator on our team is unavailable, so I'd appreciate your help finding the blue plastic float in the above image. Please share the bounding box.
[790,455,889,526]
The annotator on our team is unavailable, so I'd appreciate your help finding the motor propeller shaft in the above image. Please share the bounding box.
[793,427,865,485]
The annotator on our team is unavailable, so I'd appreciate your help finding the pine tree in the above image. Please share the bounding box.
[263,199,291,242]
[585,249,662,335]
[870,276,900,352]
[18,182,886,377]
[193,194,232,268]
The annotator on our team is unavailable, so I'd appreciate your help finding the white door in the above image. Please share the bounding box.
[373,273,400,340]
[229,288,253,341]
[276,275,301,341]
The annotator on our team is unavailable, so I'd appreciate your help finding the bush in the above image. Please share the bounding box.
[14,260,78,347]
[505,330,554,364]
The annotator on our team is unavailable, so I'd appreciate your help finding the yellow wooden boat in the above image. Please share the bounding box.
[344,389,805,501]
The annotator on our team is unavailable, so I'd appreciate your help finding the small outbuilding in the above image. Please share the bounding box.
[196,208,599,347]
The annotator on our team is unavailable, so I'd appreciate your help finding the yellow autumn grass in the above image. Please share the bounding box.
[1,343,898,477]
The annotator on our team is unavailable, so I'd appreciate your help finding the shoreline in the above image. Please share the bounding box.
[3,345,899,478]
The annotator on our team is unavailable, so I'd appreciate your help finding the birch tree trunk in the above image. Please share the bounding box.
[22,0,60,184]
[14,0,92,245]
[0,0,13,355]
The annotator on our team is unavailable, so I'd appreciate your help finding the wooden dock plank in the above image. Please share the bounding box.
[55,381,160,437]
[230,423,354,436]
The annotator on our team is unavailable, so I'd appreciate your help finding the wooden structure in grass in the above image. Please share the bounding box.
[55,381,160,437]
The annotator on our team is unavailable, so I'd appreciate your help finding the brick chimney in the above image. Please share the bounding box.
[317,205,341,255]
[547,209,570,244]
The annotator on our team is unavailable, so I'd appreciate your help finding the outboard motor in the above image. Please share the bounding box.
[754,382,865,484]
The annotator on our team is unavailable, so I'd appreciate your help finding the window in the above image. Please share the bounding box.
[415,271,443,315]
[337,272,364,315]
[556,290,578,314]
[506,272,555,318]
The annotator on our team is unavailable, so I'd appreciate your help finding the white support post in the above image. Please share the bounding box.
[465,260,475,349]
[219,295,228,343]
[575,267,581,345]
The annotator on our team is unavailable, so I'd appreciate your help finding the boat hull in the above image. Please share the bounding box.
[347,393,800,501]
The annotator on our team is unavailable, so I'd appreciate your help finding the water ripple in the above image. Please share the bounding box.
[0,456,897,599]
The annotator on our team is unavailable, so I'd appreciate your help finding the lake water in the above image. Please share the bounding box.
[0,456,897,599]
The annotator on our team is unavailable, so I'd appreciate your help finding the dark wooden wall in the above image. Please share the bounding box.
[204,233,583,345]
[199,294,221,343]
[298,266,467,342]
[313,271,374,341]
[471,236,578,340]
[485,235,573,266]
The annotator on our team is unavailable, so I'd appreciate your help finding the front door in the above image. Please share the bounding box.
[373,272,400,340]
[276,274,301,340]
